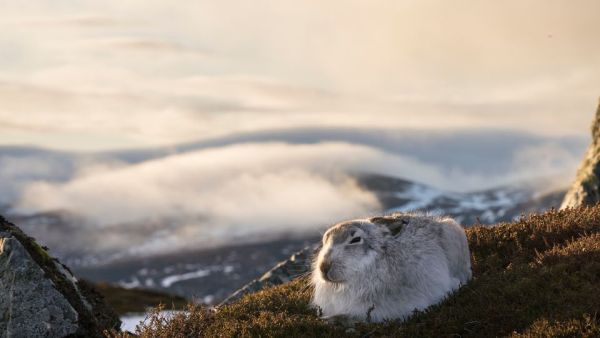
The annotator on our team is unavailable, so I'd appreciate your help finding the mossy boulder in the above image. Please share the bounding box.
[0,215,121,337]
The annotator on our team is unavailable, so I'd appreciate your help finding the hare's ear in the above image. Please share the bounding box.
[370,216,408,236]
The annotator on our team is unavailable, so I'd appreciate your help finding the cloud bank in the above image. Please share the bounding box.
[12,140,582,256]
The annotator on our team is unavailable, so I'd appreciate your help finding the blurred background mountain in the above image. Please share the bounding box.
[0,129,585,303]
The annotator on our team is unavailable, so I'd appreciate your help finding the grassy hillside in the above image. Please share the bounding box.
[112,206,600,337]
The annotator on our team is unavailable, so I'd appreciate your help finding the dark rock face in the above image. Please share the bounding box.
[562,99,600,209]
[0,234,78,337]
[0,215,120,337]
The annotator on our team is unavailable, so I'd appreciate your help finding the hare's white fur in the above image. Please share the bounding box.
[311,213,471,322]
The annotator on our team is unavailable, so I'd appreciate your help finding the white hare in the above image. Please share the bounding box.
[311,213,471,322]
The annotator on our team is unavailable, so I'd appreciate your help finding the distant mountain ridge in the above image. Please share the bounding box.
[3,173,565,263]
[0,127,572,303]
[2,173,566,303]
[358,174,565,225]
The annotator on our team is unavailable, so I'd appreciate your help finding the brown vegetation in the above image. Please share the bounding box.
[110,206,600,337]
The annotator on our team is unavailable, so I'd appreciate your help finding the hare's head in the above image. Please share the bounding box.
[315,216,407,284]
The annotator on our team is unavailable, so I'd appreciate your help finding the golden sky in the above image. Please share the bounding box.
[0,0,599,150]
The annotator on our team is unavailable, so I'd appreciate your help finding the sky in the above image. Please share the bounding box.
[1,1,599,256]
[0,0,598,151]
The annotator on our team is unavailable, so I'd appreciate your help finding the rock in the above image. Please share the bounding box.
[0,215,120,337]
[0,235,78,337]
[219,245,318,306]
[562,99,600,209]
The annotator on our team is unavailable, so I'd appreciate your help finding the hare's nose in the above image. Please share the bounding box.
[320,260,332,275]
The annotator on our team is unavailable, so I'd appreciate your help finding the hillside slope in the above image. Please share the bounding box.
[117,206,600,337]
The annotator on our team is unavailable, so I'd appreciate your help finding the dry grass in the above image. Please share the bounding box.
[109,206,600,337]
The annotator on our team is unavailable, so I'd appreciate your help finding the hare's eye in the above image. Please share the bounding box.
[349,237,362,244]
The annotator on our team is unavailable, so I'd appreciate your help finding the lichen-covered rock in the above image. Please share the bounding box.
[0,234,79,337]
[562,99,600,209]
[0,215,120,337]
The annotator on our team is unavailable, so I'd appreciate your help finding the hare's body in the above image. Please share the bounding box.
[311,213,471,322]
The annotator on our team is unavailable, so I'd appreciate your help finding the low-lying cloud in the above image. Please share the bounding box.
[11,140,582,257]
[17,143,384,254]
